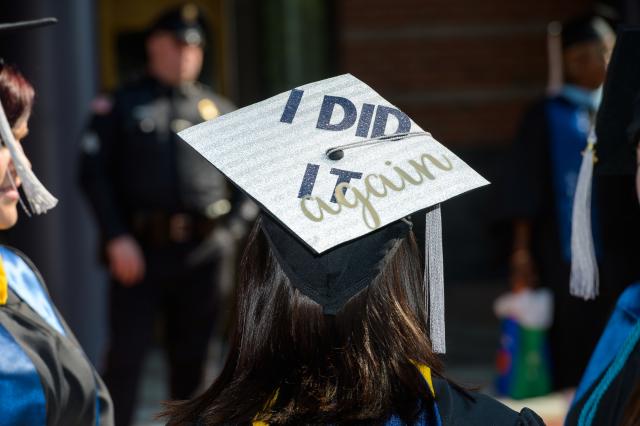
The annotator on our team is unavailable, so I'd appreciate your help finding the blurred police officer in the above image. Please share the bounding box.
[78,4,255,425]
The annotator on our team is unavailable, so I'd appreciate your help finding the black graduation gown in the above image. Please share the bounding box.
[432,378,545,425]
[565,339,639,425]
[0,246,114,425]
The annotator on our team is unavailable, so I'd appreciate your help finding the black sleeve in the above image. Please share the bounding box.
[77,98,128,243]
[433,378,546,425]
[517,408,546,425]
[503,100,551,220]
[627,94,640,148]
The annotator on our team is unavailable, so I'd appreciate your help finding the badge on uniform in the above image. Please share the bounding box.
[198,98,219,121]
[178,74,489,353]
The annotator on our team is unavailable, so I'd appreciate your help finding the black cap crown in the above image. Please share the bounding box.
[562,15,613,49]
[262,215,411,315]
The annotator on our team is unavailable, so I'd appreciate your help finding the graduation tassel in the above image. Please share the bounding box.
[569,127,599,300]
[0,100,57,215]
[425,204,446,353]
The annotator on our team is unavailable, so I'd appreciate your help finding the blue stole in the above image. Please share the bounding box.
[546,85,601,262]
[0,246,66,335]
[0,246,101,425]
[0,246,61,426]
[0,324,48,426]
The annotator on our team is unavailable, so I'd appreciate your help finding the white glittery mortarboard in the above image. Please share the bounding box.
[178,73,489,352]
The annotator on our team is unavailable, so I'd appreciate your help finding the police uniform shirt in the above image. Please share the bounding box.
[80,76,237,242]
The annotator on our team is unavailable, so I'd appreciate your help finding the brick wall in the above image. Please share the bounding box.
[336,0,594,147]
[336,1,596,280]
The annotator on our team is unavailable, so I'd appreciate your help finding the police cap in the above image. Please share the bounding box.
[148,3,205,46]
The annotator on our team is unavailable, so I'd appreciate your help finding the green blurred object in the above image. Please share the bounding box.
[511,324,552,399]
[495,289,553,399]
[496,318,552,399]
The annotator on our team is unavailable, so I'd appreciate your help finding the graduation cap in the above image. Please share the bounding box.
[0,17,58,215]
[178,74,489,352]
[561,15,614,49]
[570,28,640,300]
[0,17,57,33]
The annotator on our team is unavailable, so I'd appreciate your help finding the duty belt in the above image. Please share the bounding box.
[130,211,218,246]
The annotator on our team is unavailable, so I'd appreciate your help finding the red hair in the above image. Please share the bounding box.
[0,64,35,128]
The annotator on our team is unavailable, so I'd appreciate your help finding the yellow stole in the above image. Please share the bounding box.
[0,255,7,305]
[252,365,435,426]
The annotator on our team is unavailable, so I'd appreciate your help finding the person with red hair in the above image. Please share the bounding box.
[0,64,33,226]
[0,19,114,426]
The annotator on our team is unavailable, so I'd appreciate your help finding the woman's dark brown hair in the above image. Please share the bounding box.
[164,218,442,425]
[0,63,35,128]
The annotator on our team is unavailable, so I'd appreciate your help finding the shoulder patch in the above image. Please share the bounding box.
[90,95,113,115]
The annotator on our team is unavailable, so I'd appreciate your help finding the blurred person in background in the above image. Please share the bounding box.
[78,4,255,425]
[0,18,113,425]
[504,15,615,390]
